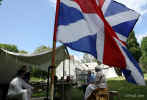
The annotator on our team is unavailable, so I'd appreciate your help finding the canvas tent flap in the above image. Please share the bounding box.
[0,45,68,84]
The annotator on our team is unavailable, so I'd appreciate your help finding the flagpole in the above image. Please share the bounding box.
[50,0,60,100]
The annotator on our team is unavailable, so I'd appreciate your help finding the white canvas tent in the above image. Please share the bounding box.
[56,57,88,80]
[0,45,68,84]
[56,59,76,80]
[81,63,118,79]
[56,57,118,82]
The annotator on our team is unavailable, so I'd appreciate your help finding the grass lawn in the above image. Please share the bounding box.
[31,74,147,100]
[30,77,45,82]
[107,77,147,100]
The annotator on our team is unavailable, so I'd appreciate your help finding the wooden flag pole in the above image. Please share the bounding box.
[50,41,56,100]
[50,0,60,100]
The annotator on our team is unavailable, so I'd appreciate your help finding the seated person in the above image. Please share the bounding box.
[95,67,107,89]
[21,65,31,83]
[7,69,33,100]
[82,70,93,94]
[84,67,107,100]
[23,72,31,83]
[84,74,96,100]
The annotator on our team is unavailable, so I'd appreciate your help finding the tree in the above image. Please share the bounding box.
[0,43,19,53]
[33,45,51,53]
[0,0,2,5]
[127,31,142,62]
[31,66,47,79]
[141,36,147,56]
[19,50,28,54]
[81,53,97,63]
[32,45,51,78]
[140,36,147,73]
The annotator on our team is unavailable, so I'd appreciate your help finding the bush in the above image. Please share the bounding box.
[31,66,48,79]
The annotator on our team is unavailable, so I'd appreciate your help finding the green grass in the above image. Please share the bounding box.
[31,74,147,100]
[144,73,147,78]
[30,77,45,82]
[32,86,84,100]
[32,90,46,97]
[30,77,47,97]
[107,77,147,100]
[71,88,83,100]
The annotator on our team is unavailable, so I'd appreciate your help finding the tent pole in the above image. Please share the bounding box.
[46,66,50,100]
[64,47,70,77]
[50,41,56,100]
[62,60,65,100]
[69,58,70,78]
[50,0,60,100]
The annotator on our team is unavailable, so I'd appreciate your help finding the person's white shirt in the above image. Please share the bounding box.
[95,71,107,88]
[84,67,107,100]
[84,84,96,100]
[7,77,33,100]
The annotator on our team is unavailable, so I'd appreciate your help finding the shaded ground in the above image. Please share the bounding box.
[32,87,83,100]
[32,74,147,100]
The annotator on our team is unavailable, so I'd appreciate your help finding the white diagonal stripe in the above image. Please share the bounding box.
[57,19,92,43]
[102,0,112,14]
[106,10,140,26]
[116,32,127,42]
[61,0,82,11]
[96,29,105,63]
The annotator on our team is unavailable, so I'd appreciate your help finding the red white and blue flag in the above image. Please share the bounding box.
[55,0,146,85]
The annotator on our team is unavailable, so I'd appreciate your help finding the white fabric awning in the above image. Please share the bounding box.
[0,45,68,84]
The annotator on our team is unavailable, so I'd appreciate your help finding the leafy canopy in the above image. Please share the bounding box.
[33,45,51,53]
[0,43,19,53]
[0,0,2,5]
[127,31,142,62]
[140,36,147,72]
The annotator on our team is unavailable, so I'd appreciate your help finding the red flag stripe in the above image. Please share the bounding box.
[74,0,96,13]
[91,0,126,68]
[75,0,126,68]
[103,28,126,68]
[98,0,105,8]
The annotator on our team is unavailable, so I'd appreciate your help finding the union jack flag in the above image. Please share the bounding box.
[56,0,145,85]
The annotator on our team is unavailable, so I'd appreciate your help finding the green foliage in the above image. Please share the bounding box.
[108,77,147,100]
[81,53,97,63]
[0,0,2,5]
[32,75,147,100]
[30,45,51,79]
[31,66,47,79]
[19,50,28,54]
[33,45,51,53]
[140,36,147,73]
[141,37,147,56]
[0,43,19,53]
[32,90,46,97]
[140,56,147,65]
[30,77,45,82]
[127,31,142,61]
[129,47,142,61]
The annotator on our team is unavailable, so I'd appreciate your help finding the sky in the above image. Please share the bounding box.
[0,0,147,56]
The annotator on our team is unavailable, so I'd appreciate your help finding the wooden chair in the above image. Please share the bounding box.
[87,88,109,100]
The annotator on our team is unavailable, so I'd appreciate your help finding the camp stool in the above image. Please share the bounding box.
[93,88,109,100]
[109,91,120,100]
